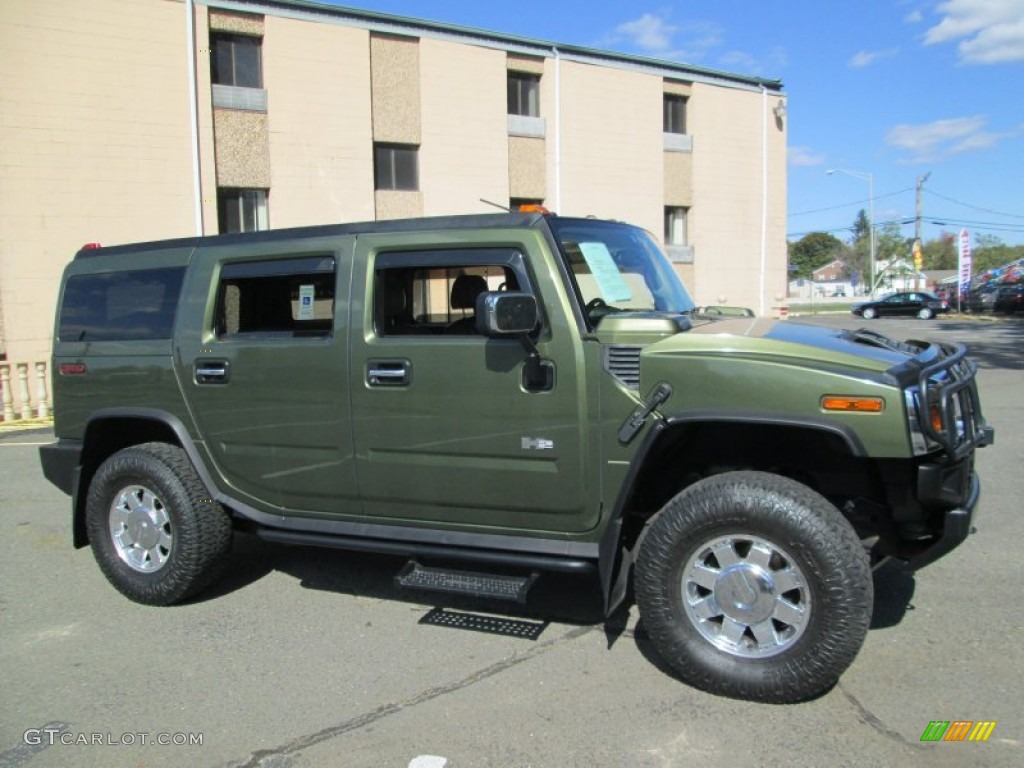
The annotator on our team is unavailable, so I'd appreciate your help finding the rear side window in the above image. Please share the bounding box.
[58,267,185,342]
[216,256,336,337]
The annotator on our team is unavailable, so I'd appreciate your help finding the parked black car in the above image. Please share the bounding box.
[994,283,1024,314]
[966,284,1000,313]
[852,291,949,320]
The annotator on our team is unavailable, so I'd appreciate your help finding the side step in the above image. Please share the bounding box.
[395,561,538,603]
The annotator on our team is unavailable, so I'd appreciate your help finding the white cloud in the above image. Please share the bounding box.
[605,12,724,62]
[848,47,900,67]
[925,0,1024,63]
[885,115,1018,161]
[905,9,925,23]
[616,13,678,52]
[788,146,826,167]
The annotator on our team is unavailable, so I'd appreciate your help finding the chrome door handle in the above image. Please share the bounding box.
[195,360,229,384]
[367,359,411,387]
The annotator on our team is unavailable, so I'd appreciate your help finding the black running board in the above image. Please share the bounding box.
[255,527,596,574]
[396,561,538,603]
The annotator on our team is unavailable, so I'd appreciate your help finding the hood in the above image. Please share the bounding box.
[659,316,919,370]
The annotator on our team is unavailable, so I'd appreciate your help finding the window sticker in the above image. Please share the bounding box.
[579,242,632,303]
[298,284,316,321]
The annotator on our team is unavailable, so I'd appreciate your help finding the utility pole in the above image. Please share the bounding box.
[914,172,931,290]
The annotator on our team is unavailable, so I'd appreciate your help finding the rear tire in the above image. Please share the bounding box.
[85,442,232,605]
[635,471,872,703]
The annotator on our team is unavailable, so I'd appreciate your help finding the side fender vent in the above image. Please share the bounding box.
[604,345,644,389]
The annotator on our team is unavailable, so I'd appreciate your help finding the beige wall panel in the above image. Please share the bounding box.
[371,35,421,145]
[0,0,198,363]
[664,79,692,97]
[419,39,508,217]
[209,9,264,36]
[509,137,546,200]
[507,54,544,75]
[554,61,663,236]
[214,110,271,188]
[689,85,787,312]
[263,16,375,227]
[664,151,693,207]
[375,191,423,220]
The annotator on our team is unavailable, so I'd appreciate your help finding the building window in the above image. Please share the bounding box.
[374,144,419,191]
[665,207,688,246]
[663,94,688,134]
[218,188,268,233]
[508,73,540,117]
[211,33,263,89]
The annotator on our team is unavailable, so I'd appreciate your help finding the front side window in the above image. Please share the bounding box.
[374,144,419,191]
[211,33,263,88]
[375,250,529,336]
[663,94,687,134]
[59,268,185,342]
[216,257,335,337]
[548,218,695,316]
[507,73,540,117]
[218,188,268,234]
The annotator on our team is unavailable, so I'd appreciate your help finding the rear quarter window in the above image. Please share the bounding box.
[58,267,185,342]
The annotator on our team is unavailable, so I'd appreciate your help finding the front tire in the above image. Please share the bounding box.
[917,307,934,319]
[635,471,872,703]
[862,307,877,319]
[85,442,232,605]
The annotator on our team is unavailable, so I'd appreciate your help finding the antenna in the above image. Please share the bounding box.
[480,198,511,212]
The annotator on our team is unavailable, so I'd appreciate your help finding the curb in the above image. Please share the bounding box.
[0,419,54,434]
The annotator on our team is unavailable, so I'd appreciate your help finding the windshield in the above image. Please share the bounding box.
[547,218,695,317]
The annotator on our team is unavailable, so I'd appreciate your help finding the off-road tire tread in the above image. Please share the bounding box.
[86,442,232,605]
[634,471,872,703]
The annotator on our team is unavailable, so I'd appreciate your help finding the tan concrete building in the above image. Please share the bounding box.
[0,0,787,396]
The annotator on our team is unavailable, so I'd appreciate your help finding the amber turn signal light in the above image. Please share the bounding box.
[821,395,884,413]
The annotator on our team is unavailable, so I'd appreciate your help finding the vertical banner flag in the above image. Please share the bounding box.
[958,229,972,296]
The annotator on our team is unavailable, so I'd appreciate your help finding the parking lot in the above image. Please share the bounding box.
[1,315,1021,768]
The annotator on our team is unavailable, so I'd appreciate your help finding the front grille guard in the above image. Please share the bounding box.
[915,342,989,460]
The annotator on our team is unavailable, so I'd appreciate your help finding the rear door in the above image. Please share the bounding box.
[175,236,359,517]
[348,229,601,534]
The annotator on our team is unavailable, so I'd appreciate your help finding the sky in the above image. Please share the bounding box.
[320,0,1024,246]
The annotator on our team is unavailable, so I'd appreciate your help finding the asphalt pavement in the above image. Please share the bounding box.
[1,315,1021,767]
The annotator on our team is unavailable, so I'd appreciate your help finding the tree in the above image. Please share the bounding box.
[973,234,1024,273]
[788,232,847,279]
[922,233,956,270]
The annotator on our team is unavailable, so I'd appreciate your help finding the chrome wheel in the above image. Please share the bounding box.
[108,484,173,573]
[862,307,877,319]
[681,534,810,658]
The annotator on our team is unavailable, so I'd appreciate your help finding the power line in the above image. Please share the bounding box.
[924,188,1024,220]
[788,187,912,218]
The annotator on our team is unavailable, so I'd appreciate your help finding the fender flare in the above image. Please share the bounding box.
[597,412,867,615]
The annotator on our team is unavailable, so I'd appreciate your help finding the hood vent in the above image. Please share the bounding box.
[604,345,643,389]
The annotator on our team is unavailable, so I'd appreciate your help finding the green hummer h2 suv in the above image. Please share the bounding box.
[40,211,993,703]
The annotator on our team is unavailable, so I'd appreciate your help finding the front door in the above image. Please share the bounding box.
[349,236,599,534]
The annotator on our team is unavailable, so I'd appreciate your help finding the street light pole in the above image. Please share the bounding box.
[827,168,875,298]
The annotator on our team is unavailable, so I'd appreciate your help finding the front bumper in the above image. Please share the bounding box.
[906,470,981,570]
